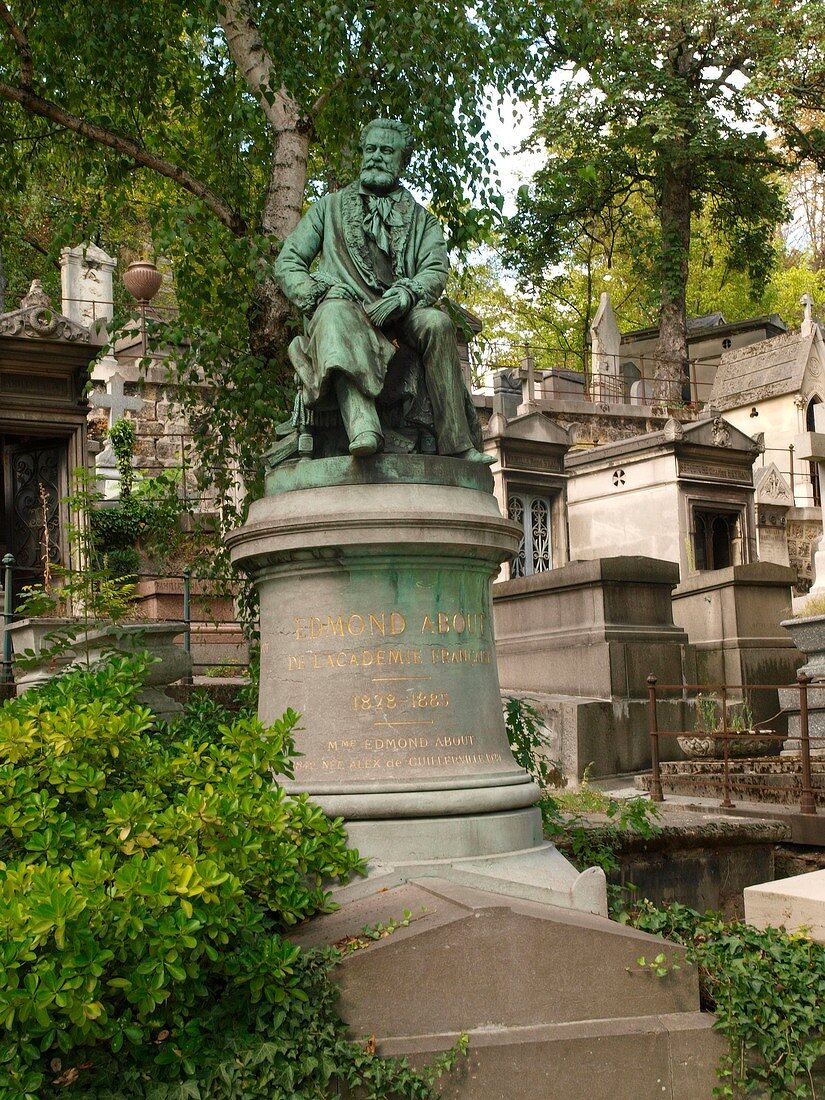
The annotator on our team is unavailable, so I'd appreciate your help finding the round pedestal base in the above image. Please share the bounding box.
[338,804,544,864]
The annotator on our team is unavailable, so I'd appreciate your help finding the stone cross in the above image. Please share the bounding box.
[590,292,623,402]
[517,346,540,416]
[89,372,144,427]
[801,293,815,336]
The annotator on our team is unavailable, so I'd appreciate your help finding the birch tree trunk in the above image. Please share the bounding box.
[218,0,310,362]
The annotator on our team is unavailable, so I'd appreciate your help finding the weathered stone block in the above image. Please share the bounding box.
[745,869,825,942]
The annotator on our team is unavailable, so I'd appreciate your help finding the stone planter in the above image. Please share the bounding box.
[677,735,717,760]
[781,614,825,681]
[9,619,191,716]
[678,731,780,760]
[7,617,76,691]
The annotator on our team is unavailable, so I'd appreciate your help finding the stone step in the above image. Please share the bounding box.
[390,1012,722,1100]
[293,876,724,1098]
[637,760,825,806]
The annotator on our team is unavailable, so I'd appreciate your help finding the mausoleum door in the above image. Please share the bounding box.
[1,436,65,598]
[507,491,553,577]
[693,507,743,571]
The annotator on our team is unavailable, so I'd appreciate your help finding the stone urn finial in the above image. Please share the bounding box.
[21,279,52,310]
[122,260,162,304]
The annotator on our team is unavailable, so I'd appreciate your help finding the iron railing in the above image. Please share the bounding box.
[0,557,250,685]
[647,673,818,816]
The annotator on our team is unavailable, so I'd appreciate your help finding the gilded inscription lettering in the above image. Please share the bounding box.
[421,611,484,636]
[363,737,430,750]
[430,647,491,665]
[294,609,406,640]
[408,752,502,767]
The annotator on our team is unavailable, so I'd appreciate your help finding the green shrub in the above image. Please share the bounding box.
[89,469,186,579]
[630,901,825,1098]
[503,696,561,788]
[0,660,460,1098]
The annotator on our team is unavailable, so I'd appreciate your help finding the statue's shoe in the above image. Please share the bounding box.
[349,431,382,456]
[452,447,495,465]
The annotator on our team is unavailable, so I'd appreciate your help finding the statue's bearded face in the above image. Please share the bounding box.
[360,129,406,193]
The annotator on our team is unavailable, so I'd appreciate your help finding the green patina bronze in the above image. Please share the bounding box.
[265,452,494,497]
[273,118,492,466]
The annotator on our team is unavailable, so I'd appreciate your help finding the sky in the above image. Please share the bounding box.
[485,97,544,215]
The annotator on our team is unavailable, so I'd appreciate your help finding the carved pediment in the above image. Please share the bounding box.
[495,410,570,447]
[0,280,91,343]
[680,416,758,453]
[754,462,793,507]
[709,329,823,411]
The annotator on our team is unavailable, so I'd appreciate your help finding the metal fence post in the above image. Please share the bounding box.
[647,674,663,801]
[789,443,795,499]
[798,672,817,815]
[2,554,15,686]
[719,684,734,808]
[182,566,193,685]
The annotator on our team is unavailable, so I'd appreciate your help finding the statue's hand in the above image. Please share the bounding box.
[365,286,413,327]
[322,284,360,303]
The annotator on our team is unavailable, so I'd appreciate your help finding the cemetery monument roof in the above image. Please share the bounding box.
[0,281,92,344]
[709,326,825,411]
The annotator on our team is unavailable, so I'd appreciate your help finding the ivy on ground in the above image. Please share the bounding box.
[630,901,825,1098]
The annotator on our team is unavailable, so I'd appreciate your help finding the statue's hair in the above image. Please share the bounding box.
[360,118,414,167]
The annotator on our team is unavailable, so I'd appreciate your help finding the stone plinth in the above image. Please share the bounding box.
[227,455,545,867]
[134,578,247,672]
[492,558,696,777]
[777,682,825,754]
[494,556,694,700]
[744,870,825,942]
[673,563,802,730]
[291,878,724,1099]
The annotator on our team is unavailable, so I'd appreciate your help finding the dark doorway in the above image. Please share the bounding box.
[807,397,821,507]
[693,508,743,571]
[1,435,65,601]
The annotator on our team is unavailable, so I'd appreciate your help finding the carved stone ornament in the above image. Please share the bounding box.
[755,462,793,507]
[662,417,685,442]
[0,280,91,343]
[711,418,732,447]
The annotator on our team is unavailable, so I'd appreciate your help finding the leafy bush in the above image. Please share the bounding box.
[0,660,460,1098]
[503,696,561,788]
[539,770,661,916]
[631,901,825,1098]
[89,468,186,580]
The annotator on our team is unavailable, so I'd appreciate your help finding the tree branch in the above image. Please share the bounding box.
[218,0,302,133]
[699,60,745,94]
[311,69,353,118]
[0,1,33,84]
[0,80,248,235]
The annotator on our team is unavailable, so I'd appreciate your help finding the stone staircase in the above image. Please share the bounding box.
[636,757,825,807]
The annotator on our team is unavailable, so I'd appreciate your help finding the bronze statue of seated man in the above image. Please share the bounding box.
[273,117,492,465]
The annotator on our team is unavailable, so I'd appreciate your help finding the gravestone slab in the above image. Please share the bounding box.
[60,243,116,329]
[744,869,825,942]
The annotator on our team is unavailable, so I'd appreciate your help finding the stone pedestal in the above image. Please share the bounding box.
[673,563,802,741]
[227,456,553,864]
[493,557,696,778]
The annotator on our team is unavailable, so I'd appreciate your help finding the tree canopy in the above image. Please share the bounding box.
[504,0,825,400]
[0,0,548,497]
